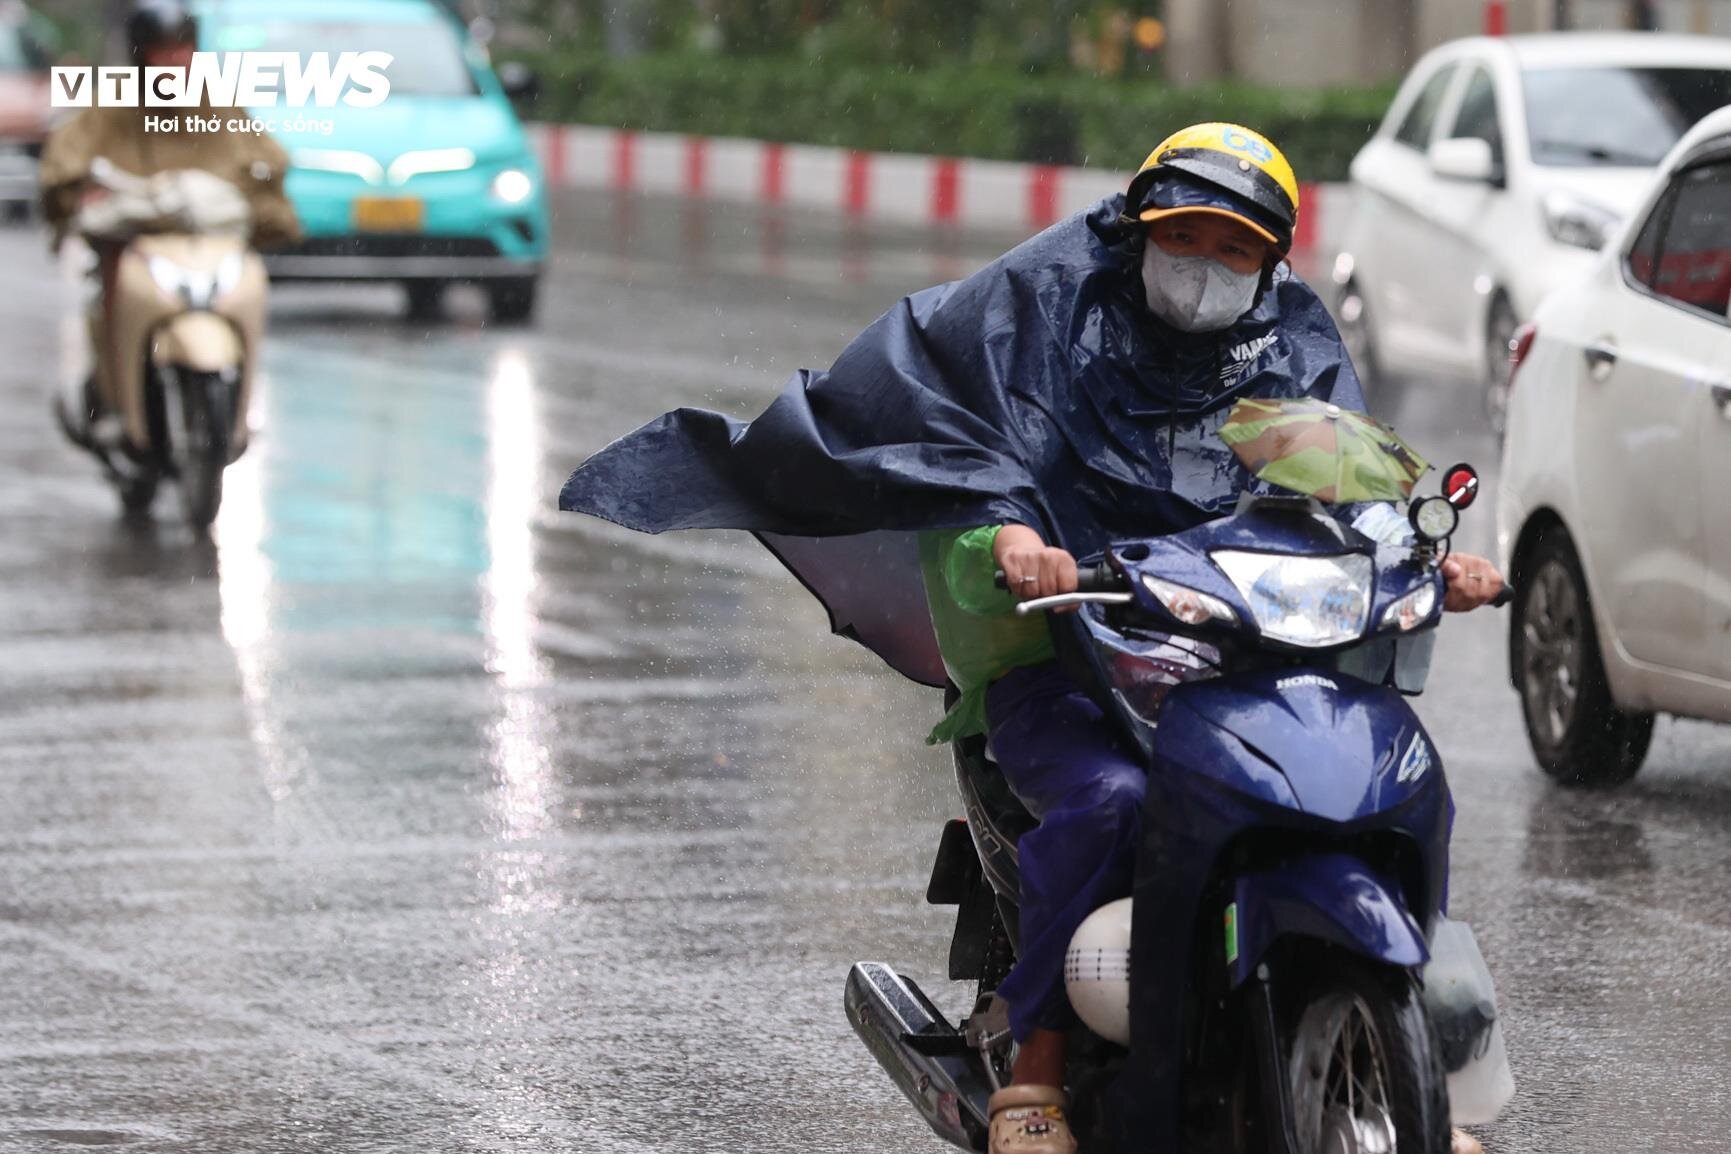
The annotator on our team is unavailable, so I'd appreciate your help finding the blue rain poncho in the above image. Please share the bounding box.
[559,195,1364,686]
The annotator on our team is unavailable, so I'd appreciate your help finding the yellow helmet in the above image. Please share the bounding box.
[1126,123,1301,255]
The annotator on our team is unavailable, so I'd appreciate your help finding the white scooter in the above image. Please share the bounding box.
[55,157,267,529]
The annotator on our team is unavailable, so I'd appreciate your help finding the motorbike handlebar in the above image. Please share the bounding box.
[1079,564,1124,593]
[992,563,1511,607]
[993,563,1125,595]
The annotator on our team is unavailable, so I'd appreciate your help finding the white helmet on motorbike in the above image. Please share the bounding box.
[1063,898,1133,1046]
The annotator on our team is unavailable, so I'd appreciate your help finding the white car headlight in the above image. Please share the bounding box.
[1380,581,1438,633]
[491,168,534,204]
[1211,551,1372,648]
[1140,574,1238,627]
[1541,190,1620,251]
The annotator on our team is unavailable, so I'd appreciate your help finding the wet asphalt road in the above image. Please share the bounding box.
[0,192,1728,1154]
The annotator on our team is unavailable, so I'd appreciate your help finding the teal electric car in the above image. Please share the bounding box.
[196,0,550,322]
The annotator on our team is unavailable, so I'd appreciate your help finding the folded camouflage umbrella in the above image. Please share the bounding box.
[1218,397,1430,503]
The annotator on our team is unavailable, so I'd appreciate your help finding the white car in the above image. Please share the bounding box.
[1334,33,1731,428]
[1497,103,1731,786]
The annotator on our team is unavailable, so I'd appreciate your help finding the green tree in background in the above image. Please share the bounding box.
[490,0,1387,180]
[495,0,1160,72]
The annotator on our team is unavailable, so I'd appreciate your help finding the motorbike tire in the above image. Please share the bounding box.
[977,902,1017,997]
[1281,957,1450,1154]
[175,371,232,531]
[1510,528,1652,786]
[116,469,160,517]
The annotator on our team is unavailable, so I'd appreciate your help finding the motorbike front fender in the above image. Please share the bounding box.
[1228,852,1428,988]
[152,311,244,373]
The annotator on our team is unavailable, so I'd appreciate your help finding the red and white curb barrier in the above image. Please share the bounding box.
[531,124,1349,257]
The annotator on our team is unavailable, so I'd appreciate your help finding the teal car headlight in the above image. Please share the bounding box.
[292,149,384,184]
[491,168,535,204]
[389,148,476,183]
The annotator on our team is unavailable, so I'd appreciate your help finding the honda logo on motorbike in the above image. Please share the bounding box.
[1275,673,1336,692]
[51,53,393,110]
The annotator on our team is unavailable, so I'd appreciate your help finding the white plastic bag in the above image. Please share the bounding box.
[1422,916,1516,1125]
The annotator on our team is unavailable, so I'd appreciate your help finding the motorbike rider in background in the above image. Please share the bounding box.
[559,123,1502,1154]
[39,0,298,441]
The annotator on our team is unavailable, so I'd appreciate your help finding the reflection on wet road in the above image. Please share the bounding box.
[0,192,1727,1152]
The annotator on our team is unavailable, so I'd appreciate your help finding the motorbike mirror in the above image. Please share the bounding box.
[1442,463,1480,510]
[1409,495,1459,543]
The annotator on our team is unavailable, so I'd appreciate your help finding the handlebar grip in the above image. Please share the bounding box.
[995,565,1126,593]
[1075,563,1125,594]
[1491,583,1515,609]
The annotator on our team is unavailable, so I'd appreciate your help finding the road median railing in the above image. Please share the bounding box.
[530,124,1349,260]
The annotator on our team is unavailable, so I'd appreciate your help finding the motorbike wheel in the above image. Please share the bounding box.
[1511,529,1652,786]
[173,370,232,532]
[1283,959,1450,1154]
[117,469,160,516]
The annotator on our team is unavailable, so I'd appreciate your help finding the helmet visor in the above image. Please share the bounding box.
[1135,178,1282,250]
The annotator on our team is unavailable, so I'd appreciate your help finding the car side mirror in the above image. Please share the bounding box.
[497,61,540,106]
[1428,138,1496,184]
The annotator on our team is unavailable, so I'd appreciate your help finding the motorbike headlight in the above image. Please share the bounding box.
[146,254,224,309]
[214,252,245,300]
[1380,581,1438,633]
[147,254,188,298]
[491,168,534,204]
[1541,190,1620,251]
[1211,551,1373,648]
[1140,574,1238,627]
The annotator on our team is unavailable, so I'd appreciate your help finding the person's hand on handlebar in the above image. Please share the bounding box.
[994,524,1078,604]
[1441,553,1506,612]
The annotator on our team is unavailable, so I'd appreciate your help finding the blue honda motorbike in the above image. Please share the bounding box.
[847,476,1500,1154]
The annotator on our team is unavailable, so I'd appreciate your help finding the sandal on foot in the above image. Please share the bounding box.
[1452,1128,1485,1154]
[987,1085,1077,1154]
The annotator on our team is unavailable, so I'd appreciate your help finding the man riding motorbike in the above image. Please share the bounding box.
[559,123,1501,1154]
[39,0,299,440]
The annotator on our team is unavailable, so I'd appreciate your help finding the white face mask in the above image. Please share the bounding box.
[1141,242,1260,333]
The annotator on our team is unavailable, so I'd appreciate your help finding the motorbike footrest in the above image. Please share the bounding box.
[845,962,992,1152]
